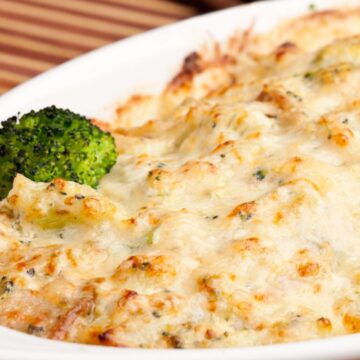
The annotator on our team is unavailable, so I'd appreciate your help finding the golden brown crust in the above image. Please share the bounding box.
[3,6,360,349]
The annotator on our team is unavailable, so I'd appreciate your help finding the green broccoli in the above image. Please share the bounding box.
[0,106,117,199]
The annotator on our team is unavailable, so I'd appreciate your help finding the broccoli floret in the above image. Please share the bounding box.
[0,106,117,199]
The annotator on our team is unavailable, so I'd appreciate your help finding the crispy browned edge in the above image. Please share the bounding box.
[112,8,360,114]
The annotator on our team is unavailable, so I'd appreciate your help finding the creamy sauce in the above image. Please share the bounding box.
[2,7,360,348]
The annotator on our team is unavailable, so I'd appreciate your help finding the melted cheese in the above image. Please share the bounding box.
[2,7,360,349]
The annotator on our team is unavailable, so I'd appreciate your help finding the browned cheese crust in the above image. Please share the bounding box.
[2,7,360,348]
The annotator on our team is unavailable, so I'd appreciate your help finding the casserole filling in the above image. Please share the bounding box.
[2,7,360,348]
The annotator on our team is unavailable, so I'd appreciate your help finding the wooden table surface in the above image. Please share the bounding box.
[0,0,205,94]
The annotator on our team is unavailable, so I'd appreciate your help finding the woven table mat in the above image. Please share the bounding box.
[0,0,202,94]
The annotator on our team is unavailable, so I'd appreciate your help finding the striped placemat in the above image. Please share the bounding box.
[0,0,200,94]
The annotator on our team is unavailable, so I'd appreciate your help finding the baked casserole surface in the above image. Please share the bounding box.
[2,7,360,348]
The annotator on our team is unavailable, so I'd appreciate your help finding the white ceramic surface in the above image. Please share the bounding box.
[1,0,360,358]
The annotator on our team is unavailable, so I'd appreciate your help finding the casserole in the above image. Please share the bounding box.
[2,0,360,358]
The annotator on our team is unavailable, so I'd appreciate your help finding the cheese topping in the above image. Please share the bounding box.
[2,7,360,348]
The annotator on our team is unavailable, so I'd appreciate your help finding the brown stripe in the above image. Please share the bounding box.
[18,0,175,28]
[0,9,126,41]
[0,53,54,73]
[0,70,29,84]
[101,0,196,17]
[0,25,91,53]
[0,62,39,77]
[2,1,149,38]
[0,17,110,49]
[0,84,13,94]
[0,42,69,64]
[0,78,20,89]
[0,33,82,60]
[82,0,188,19]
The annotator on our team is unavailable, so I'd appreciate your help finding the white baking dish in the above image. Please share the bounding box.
[1,0,360,358]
